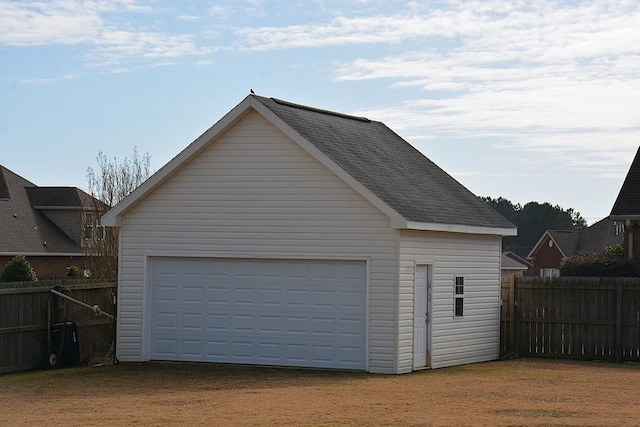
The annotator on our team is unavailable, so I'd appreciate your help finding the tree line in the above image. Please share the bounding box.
[482,196,587,257]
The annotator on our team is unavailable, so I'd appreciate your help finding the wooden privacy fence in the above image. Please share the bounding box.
[500,276,640,362]
[0,280,116,374]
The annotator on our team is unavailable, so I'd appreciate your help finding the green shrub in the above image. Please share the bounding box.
[560,252,640,277]
[66,265,84,277]
[1,256,38,282]
[604,241,624,256]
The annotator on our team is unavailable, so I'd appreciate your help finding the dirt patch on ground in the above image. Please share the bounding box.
[2,358,639,426]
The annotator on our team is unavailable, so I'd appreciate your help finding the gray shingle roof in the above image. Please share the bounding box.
[255,96,515,230]
[501,253,530,270]
[543,218,622,258]
[611,146,640,217]
[547,230,582,256]
[26,187,97,208]
[0,166,83,254]
[577,217,622,252]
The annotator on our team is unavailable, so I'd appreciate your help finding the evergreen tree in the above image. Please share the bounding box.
[482,197,587,256]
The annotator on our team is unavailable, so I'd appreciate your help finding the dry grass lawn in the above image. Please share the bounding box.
[1,358,639,426]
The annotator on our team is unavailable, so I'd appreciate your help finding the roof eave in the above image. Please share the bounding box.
[31,206,85,211]
[405,221,517,236]
[609,214,640,221]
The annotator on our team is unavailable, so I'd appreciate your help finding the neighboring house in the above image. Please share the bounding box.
[527,218,623,277]
[101,95,517,374]
[0,165,104,279]
[610,146,640,263]
[501,251,532,278]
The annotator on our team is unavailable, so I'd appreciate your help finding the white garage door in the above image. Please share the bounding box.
[149,257,367,370]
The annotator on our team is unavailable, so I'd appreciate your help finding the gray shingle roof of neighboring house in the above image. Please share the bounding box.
[253,96,515,230]
[546,230,582,257]
[26,186,98,208]
[530,218,623,259]
[611,146,640,218]
[501,253,530,270]
[576,217,623,252]
[0,165,83,255]
[503,250,533,268]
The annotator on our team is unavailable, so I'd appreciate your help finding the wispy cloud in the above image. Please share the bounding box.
[2,0,638,177]
[224,1,640,174]
[0,0,103,46]
[0,0,213,68]
[320,1,640,173]
[178,15,202,21]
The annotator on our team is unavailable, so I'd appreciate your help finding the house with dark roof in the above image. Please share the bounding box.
[527,217,623,277]
[0,165,105,279]
[101,95,517,374]
[610,146,640,263]
[501,251,532,278]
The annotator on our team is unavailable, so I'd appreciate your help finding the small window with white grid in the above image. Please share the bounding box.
[454,276,464,318]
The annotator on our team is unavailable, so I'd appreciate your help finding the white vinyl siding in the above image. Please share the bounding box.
[398,230,502,372]
[115,111,398,373]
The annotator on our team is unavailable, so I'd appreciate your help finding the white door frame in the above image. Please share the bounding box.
[413,264,432,369]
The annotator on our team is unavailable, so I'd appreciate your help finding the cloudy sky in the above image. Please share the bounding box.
[1,0,639,225]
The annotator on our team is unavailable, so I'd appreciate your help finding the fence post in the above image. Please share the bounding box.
[509,274,516,353]
[616,283,623,363]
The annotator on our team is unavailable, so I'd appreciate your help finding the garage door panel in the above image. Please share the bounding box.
[259,316,281,332]
[209,287,229,303]
[156,285,179,302]
[260,289,282,304]
[207,341,227,357]
[150,258,366,369]
[340,318,365,335]
[153,335,365,367]
[183,286,204,302]
[285,289,308,306]
[182,340,202,356]
[155,312,177,329]
[182,313,203,329]
[156,339,177,355]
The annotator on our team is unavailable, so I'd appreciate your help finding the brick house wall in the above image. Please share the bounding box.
[623,222,640,263]
[530,235,565,276]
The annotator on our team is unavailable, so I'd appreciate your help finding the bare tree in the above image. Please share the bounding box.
[84,147,152,279]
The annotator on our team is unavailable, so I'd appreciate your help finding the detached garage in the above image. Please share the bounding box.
[101,95,516,374]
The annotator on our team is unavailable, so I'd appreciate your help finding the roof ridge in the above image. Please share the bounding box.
[270,97,371,123]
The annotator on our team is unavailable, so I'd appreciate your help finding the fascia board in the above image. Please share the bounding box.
[250,97,409,228]
[609,215,640,221]
[405,221,518,236]
[31,206,83,211]
[101,96,255,227]
[526,231,551,259]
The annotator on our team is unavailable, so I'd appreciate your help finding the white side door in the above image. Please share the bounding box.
[413,264,431,369]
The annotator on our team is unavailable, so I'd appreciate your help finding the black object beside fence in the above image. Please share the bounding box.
[0,280,116,374]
